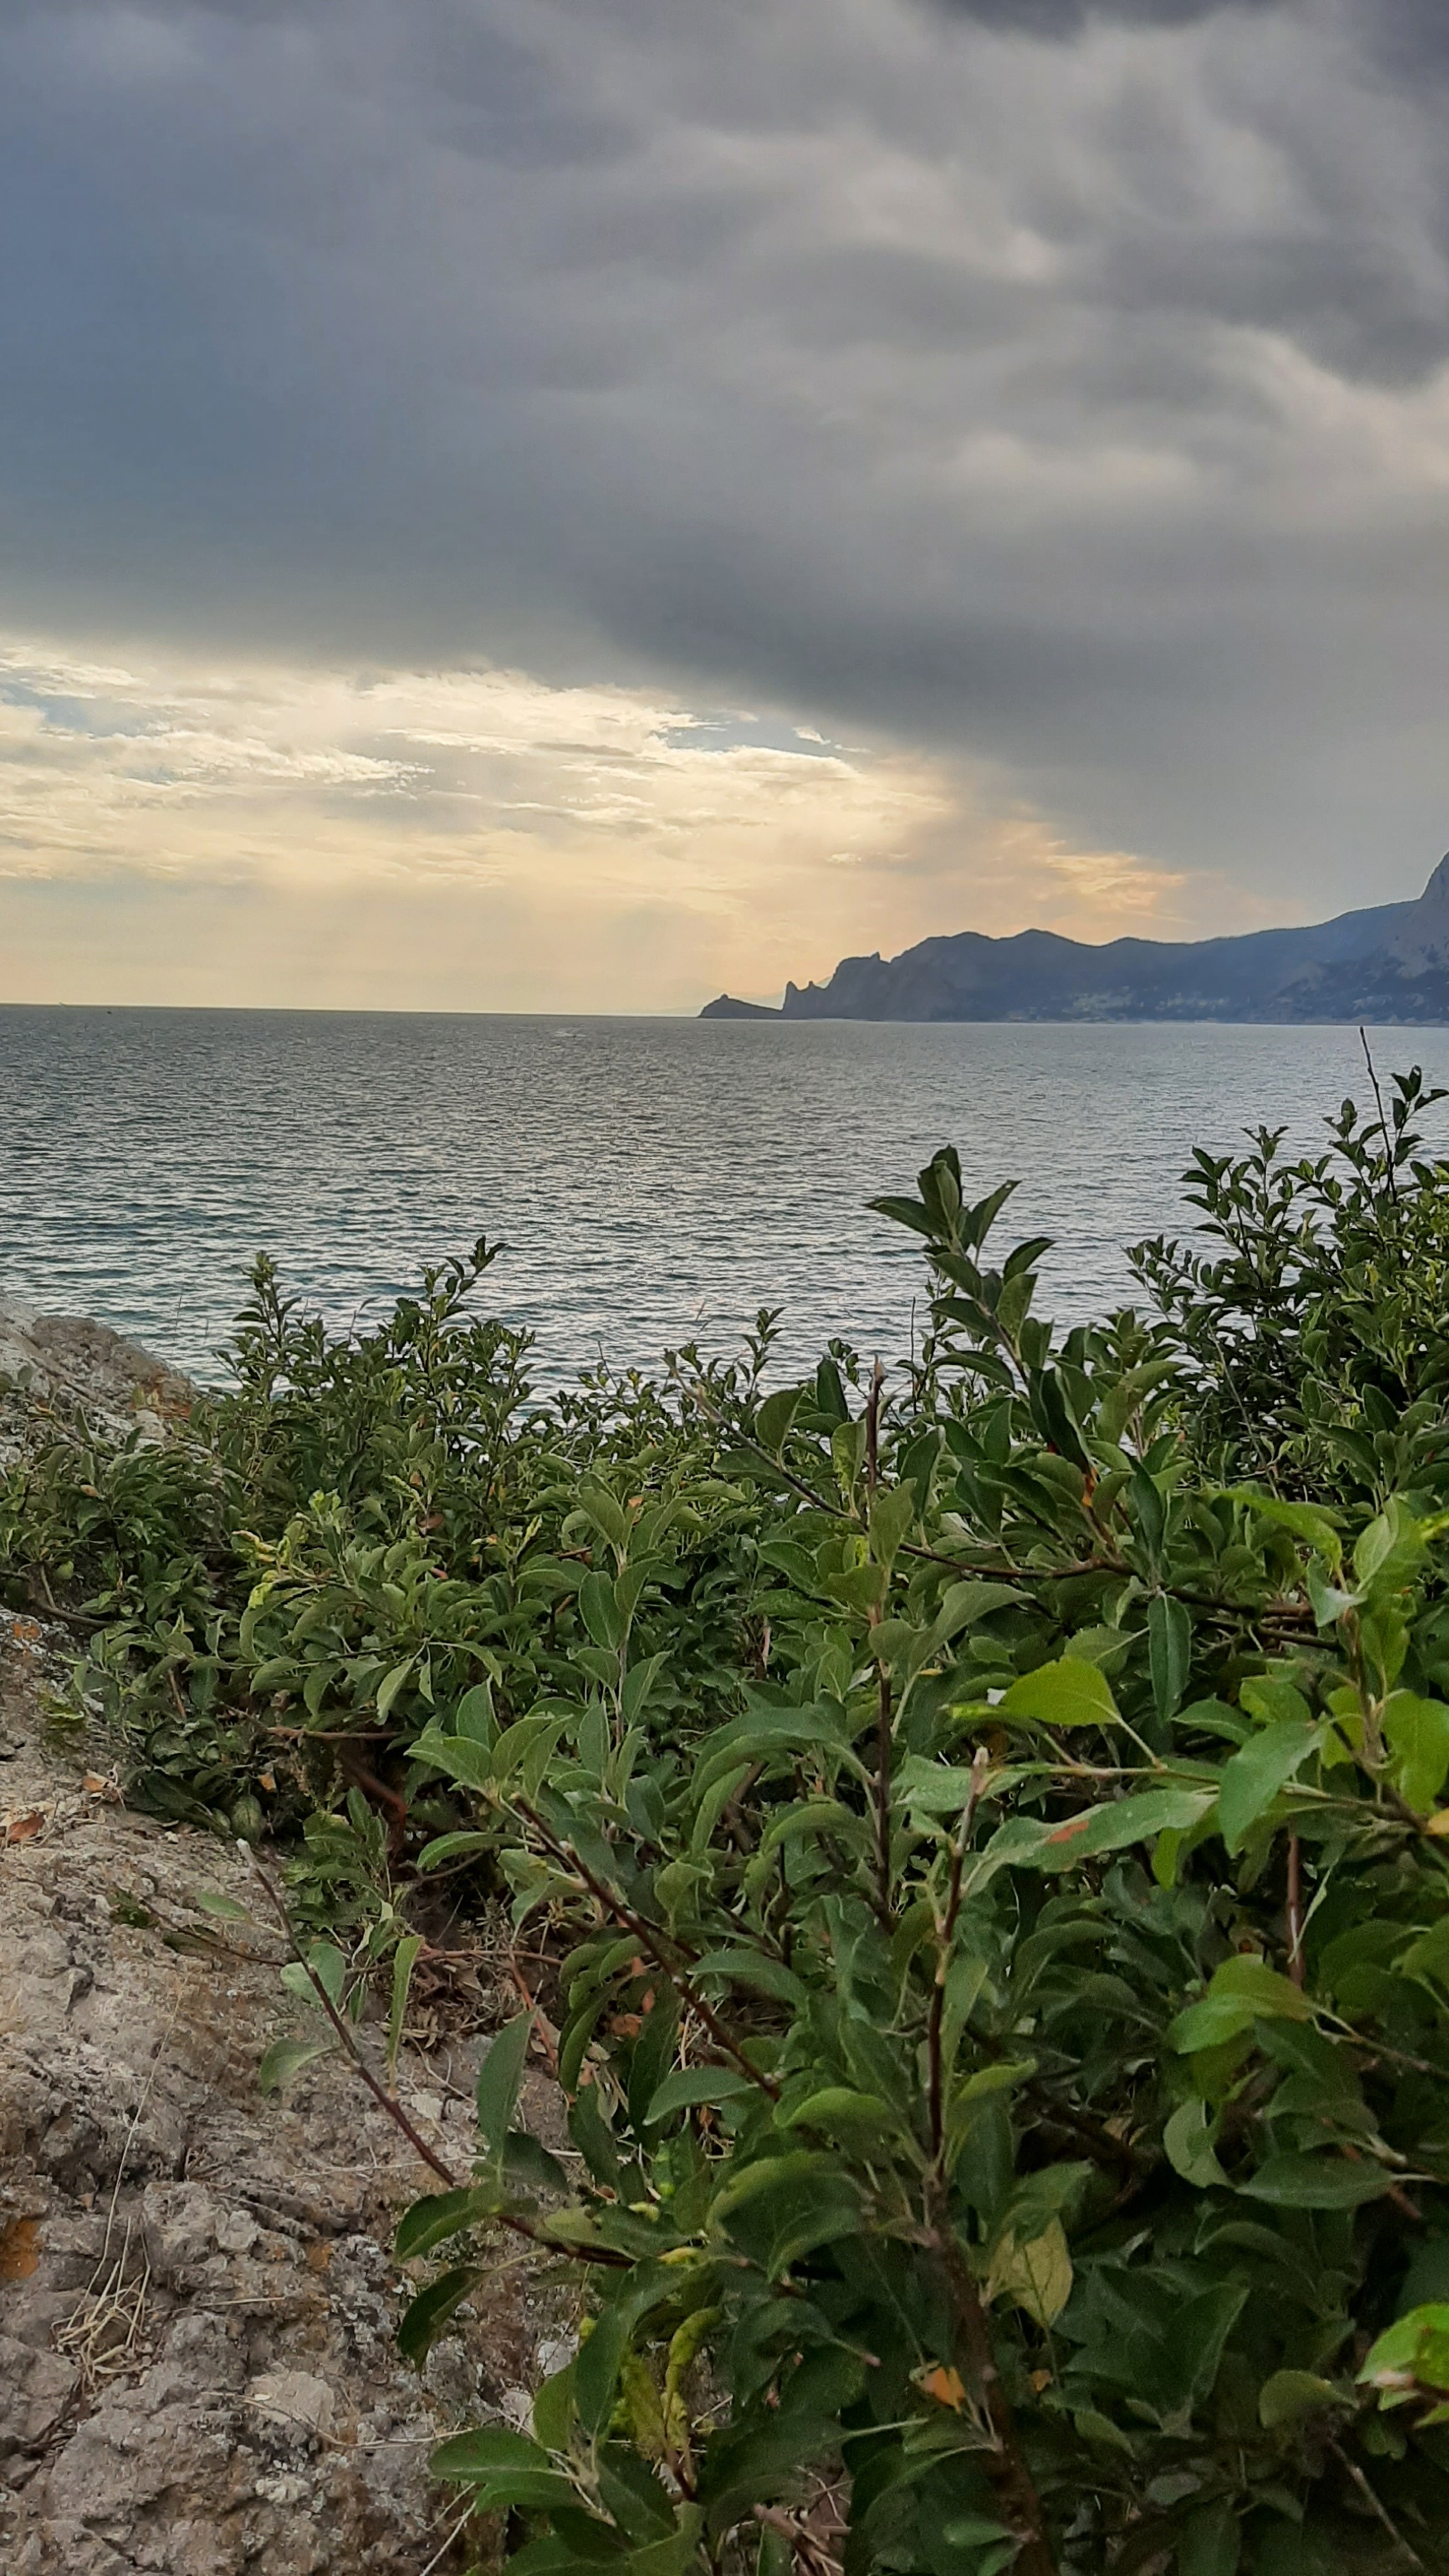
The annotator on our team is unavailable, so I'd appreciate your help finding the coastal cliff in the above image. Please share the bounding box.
[702,853,1449,1024]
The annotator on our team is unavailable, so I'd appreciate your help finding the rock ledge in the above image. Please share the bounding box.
[0,1312,541,2574]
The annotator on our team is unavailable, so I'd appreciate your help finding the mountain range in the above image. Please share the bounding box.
[701,856,1449,1024]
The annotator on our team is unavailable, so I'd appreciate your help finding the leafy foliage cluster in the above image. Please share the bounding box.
[10,1072,1449,2571]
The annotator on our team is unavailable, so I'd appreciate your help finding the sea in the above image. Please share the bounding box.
[2,1008,1448,1390]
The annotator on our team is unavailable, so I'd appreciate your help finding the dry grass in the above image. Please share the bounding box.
[54,2219,154,2392]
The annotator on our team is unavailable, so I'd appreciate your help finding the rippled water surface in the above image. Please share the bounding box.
[3,1009,1447,1385]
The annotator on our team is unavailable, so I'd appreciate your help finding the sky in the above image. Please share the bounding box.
[1,0,1448,1010]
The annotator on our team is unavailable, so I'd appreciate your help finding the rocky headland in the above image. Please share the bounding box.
[702,851,1449,1024]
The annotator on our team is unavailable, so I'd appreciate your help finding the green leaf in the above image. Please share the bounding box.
[756,1538,824,1593]
[1383,1691,1449,1814]
[1023,1787,1216,1867]
[758,1798,865,1856]
[712,2151,862,2277]
[781,2086,902,2144]
[622,1653,667,1726]
[643,2064,757,2124]
[1361,2304,1449,2395]
[1307,1564,1362,1630]
[945,2060,1036,2168]
[408,1726,495,1792]
[248,1656,301,1694]
[257,2036,330,2093]
[1170,1955,1315,2052]
[492,1713,567,1791]
[1095,1354,1179,1449]
[935,1580,1020,1634]
[1164,2281,1249,2409]
[431,2425,553,2478]
[395,2184,504,2262]
[429,2419,582,2512]
[1163,2098,1228,2189]
[576,1484,632,1554]
[1238,1675,1312,1731]
[756,1387,803,1454]
[1178,2502,1241,2576]
[502,2132,569,2196]
[579,1569,625,1651]
[574,2267,676,2436]
[376,1656,416,1721]
[1070,2408,1136,2457]
[986,2217,1073,2327]
[569,2086,623,2193]
[940,2516,1015,2551]
[454,1681,497,1745]
[1400,1915,1449,1983]
[623,2510,707,2576]
[689,1763,751,1855]
[1355,1501,1425,1595]
[1242,2153,1396,2208]
[868,1484,917,1566]
[397,2265,482,2365]
[1257,2370,1347,2430]
[306,1939,347,2009]
[967,1813,1064,1890]
[1149,1594,1192,1726]
[895,1758,985,1816]
[302,1658,335,1719]
[387,1932,424,2087]
[1000,1658,1119,1730]
[532,2358,577,2451]
[476,2012,533,2163]
[690,1947,808,2006]
[1220,1490,1342,1572]
[1218,1719,1320,1854]
[693,1703,852,1803]
[416,1830,496,1871]
[195,1889,251,1922]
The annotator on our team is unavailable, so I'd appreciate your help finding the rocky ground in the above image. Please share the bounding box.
[0,1306,567,2575]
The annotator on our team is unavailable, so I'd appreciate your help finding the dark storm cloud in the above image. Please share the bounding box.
[2,0,1449,920]
[925,0,1276,30]
[1350,0,1449,81]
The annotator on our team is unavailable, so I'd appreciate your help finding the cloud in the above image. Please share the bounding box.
[923,0,1276,29]
[0,627,1216,1004]
[1350,0,1449,81]
[0,0,1446,995]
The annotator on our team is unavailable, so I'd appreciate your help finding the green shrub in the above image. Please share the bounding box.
[11,1070,1449,2569]
[393,1115,1449,2576]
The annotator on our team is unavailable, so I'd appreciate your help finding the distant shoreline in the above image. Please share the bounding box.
[701,856,1449,1026]
[6,999,1449,1027]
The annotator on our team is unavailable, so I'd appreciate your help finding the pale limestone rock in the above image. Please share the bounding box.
[0,1319,563,2571]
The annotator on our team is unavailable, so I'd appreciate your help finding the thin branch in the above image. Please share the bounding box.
[920,1743,1058,2570]
[1358,1027,1401,1213]
[1330,2437,1425,2570]
[899,1540,1109,1583]
[516,1803,780,2103]
[862,1363,898,1927]
[248,1855,458,2186]
[927,1751,986,2163]
[1286,1830,1305,1988]
[246,1854,629,2268]
[872,1660,895,1929]
[925,2179,1058,2576]
[865,1359,884,1500]
[676,1372,844,1518]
